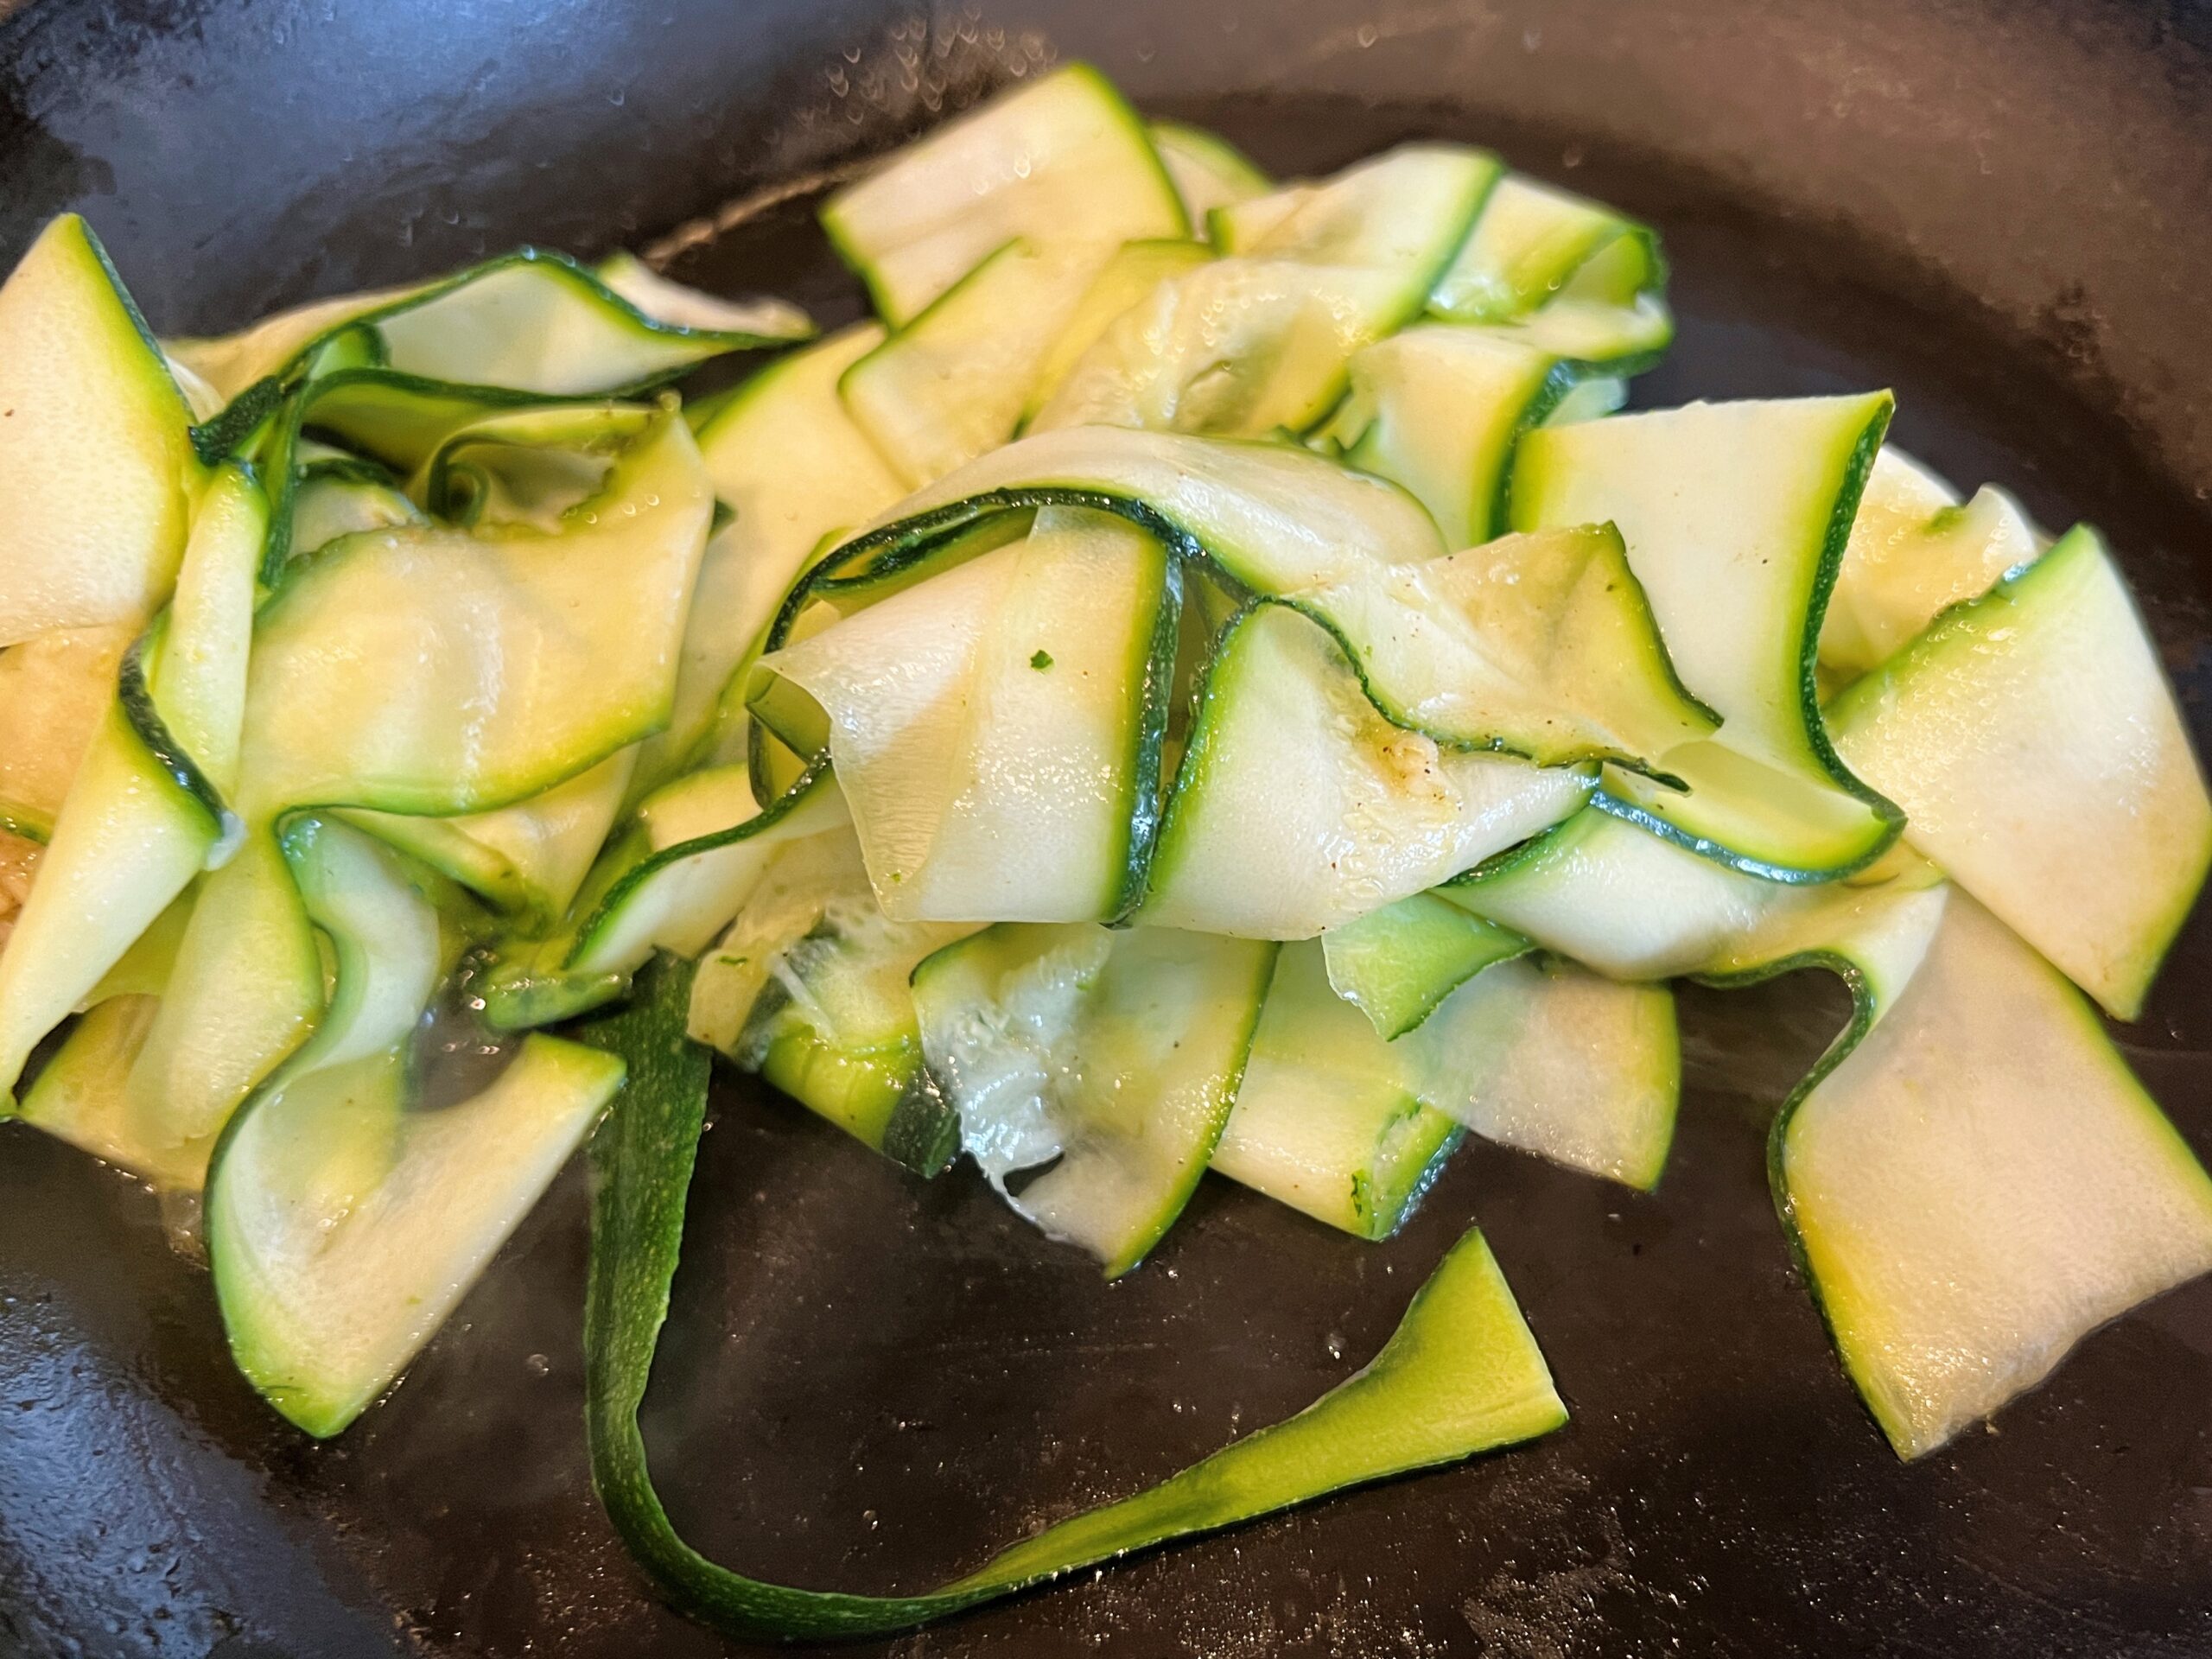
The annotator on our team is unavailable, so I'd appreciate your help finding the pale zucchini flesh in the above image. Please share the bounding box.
[694,831,973,1173]
[288,462,425,558]
[820,63,1187,326]
[239,407,713,816]
[0,622,137,839]
[591,251,812,341]
[1243,933,1678,1193]
[1213,939,1461,1238]
[0,700,218,1105]
[205,817,623,1437]
[115,823,327,1177]
[16,992,204,1190]
[1142,602,1591,938]
[1148,121,1272,222]
[1401,954,1679,1192]
[341,746,639,926]
[913,922,1276,1274]
[1512,394,1902,876]
[1030,145,1497,439]
[666,323,910,789]
[1818,446,2039,681]
[1320,322,1584,548]
[0,458,268,1103]
[1022,238,1213,423]
[841,238,1111,487]
[1319,305,1672,548]
[1512,396,1891,753]
[810,426,1710,776]
[156,463,267,798]
[478,761,853,1033]
[1828,524,2212,1020]
[372,252,803,395]
[1444,803,1947,988]
[172,247,809,411]
[1320,891,1530,1040]
[1777,893,2212,1459]
[765,509,1176,925]
[1428,175,1660,324]
[0,214,200,644]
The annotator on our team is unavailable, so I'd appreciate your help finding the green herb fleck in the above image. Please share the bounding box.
[1030,650,1054,671]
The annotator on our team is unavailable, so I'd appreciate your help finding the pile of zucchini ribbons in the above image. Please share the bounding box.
[2,60,2209,1639]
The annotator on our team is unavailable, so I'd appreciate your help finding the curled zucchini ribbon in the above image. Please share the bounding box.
[579,956,1567,1641]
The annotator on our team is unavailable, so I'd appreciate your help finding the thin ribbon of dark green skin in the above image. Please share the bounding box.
[187,245,812,466]
[118,633,229,830]
[1694,935,1913,1441]
[747,525,1184,924]
[1586,396,1904,884]
[254,365,646,585]
[577,954,1564,1643]
[762,483,1703,793]
[1111,554,1185,924]
[770,405,1905,887]
[1713,948,1898,1433]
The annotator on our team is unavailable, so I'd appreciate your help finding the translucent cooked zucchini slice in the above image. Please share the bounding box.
[1148,120,1272,221]
[1777,894,2212,1459]
[0,621,137,840]
[207,817,622,1437]
[0,465,265,1103]
[238,405,713,817]
[657,322,909,790]
[1213,940,1464,1238]
[820,63,1186,327]
[690,831,973,1174]
[762,507,1178,925]
[1320,891,1531,1040]
[796,425,1710,777]
[1829,524,2212,1019]
[1512,393,1904,877]
[1031,144,1496,438]
[0,214,201,644]
[1141,602,1591,938]
[1818,445,2039,681]
[1427,174,1663,324]
[169,246,809,410]
[912,921,1276,1274]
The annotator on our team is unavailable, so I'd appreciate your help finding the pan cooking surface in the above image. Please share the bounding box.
[3,7,2212,1654]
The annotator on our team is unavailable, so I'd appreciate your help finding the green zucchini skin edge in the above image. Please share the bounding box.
[577,954,1561,1643]
[1111,552,1185,924]
[766,484,1702,785]
[118,632,229,831]
[879,1069,963,1178]
[1732,945,1919,1444]
[1583,395,1907,884]
[1694,916,1948,1446]
[188,245,808,465]
[817,63,1192,321]
[255,368,670,585]
[560,760,839,976]
[1789,397,1904,819]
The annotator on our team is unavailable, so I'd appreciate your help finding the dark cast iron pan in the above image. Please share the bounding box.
[4,1,2212,1654]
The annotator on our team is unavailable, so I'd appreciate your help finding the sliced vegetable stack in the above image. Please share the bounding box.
[1,61,2208,1643]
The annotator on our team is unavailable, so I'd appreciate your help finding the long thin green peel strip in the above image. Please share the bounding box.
[579,955,1565,1641]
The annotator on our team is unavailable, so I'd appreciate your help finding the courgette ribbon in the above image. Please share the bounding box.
[578,953,1568,1641]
